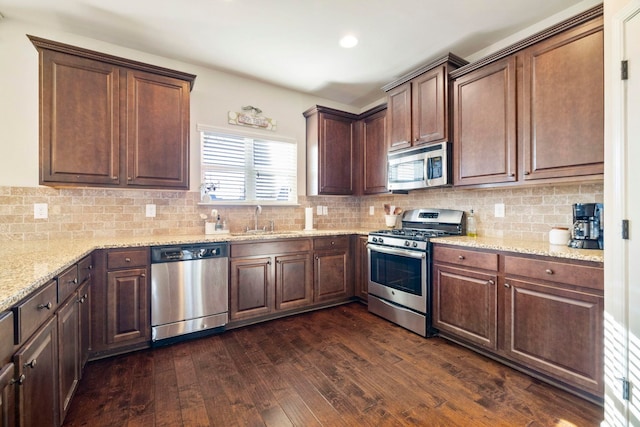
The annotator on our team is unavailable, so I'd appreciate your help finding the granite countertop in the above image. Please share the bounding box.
[431,235,604,263]
[0,229,370,312]
[0,229,603,313]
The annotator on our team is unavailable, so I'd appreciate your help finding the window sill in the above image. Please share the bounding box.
[197,201,301,207]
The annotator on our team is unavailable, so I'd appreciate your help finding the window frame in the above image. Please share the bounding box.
[197,124,299,206]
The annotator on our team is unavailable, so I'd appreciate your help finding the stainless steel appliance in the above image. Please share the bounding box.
[368,208,464,336]
[569,203,603,249]
[387,142,451,191]
[151,242,229,344]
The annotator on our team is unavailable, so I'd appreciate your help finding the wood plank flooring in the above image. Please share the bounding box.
[63,303,604,426]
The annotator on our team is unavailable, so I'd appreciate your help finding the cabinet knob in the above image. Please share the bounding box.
[504,283,511,288]
[140,273,146,278]
[11,374,26,385]
[111,176,118,180]
[37,302,52,310]
[24,359,37,369]
[68,278,78,285]
[128,177,132,181]
[524,171,530,175]
[88,264,93,270]
[509,173,515,177]
[545,269,554,275]
[458,255,465,260]
[331,241,335,245]
[487,280,495,285]
[267,260,272,265]
[125,257,131,262]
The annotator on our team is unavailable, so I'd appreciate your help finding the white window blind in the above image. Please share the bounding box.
[200,129,297,203]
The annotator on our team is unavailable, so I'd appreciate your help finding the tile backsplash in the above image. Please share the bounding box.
[0,183,602,242]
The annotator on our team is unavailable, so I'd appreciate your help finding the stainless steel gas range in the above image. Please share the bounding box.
[367,208,465,337]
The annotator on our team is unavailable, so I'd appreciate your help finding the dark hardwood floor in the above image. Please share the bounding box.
[63,303,604,426]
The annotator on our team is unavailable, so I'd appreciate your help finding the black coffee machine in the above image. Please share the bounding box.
[568,203,603,249]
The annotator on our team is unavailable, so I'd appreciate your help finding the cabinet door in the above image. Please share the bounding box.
[453,57,517,185]
[387,82,412,151]
[314,251,350,302]
[433,264,498,349]
[354,236,369,301]
[275,253,313,311]
[57,294,79,421]
[504,278,603,395]
[361,108,389,195]
[318,112,355,195]
[0,363,16,427]
[106,268,149,345]
[412,66,446,145]
[14,316,58,427]
[77,280,91,373]
[126,70,190,189]
[39,50,120,186]
[230,257,273,320]
[521,18,604,180]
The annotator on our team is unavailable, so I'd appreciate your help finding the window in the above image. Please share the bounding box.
[199,126,297,204]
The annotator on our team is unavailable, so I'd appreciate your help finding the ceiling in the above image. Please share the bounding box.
[0,0,587,107]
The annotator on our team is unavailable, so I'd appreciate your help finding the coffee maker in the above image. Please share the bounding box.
[568,203,603,249]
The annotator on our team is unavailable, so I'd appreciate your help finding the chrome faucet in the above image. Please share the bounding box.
[255,205,262,231]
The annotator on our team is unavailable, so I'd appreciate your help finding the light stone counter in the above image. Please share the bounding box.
[431,236,604,263]
[0,229,371,312]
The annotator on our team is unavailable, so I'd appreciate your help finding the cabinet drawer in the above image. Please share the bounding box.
[313,236,349,251]
[77,254,93,284]
[57,264,79,304]
[504,256,603,291]
[107,248,148,269]
[231,239,311,258]
[13,279,58,345]
[433,246,498,271]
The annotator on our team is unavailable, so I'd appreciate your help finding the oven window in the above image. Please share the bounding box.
[370,249,423,295]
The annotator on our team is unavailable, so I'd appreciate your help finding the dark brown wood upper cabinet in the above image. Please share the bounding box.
[383,53,468,152]
[450,5,603,187]
[359,105,388,195]
[521,16,604,181]
[30,35,195,190]
[452,57,518,186]
[304,106,358,196]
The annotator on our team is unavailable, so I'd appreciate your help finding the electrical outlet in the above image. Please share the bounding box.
[322,206,328,215]
[494,203,505,218]
[369,206,375,215]
[34,203,48,219]
[317,206,323,215]
[146,204,156,218]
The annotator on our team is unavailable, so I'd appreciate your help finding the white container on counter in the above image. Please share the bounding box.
[549,227,571,245]
[385,215,398,228]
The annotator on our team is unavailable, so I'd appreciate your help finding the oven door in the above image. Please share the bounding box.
[367,244,427,313]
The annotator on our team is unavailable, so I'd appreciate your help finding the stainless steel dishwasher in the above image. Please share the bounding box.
[150,242,228,344]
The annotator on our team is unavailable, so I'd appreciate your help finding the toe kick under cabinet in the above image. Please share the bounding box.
[433,244,604,401]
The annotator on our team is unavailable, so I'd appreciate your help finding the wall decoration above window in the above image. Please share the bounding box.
[228,105,277,131]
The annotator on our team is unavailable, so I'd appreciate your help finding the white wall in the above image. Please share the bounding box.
[0,20,358,193]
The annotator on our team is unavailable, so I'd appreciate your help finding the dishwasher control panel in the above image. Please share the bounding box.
[151,243,229,263]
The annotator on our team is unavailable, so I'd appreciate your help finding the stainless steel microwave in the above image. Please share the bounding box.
[387,142,450,191]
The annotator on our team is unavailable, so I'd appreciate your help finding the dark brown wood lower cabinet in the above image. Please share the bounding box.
[275,253,313,311]
[314,251,349,302]
[57,295,80,421]
[105,268,149,345]
[504,278,604,395]
[230,257,273,320]
[14,316,59,427]
[0,362,16,427]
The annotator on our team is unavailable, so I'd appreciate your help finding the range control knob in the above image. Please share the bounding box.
[404,241,410,247]
[412,242,419,248]
[378,238,384,244]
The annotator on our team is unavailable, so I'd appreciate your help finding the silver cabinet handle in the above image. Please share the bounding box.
[125,257,131,263]
[504,283,511,288]
[24,359,37,369]
[37,302,52,310]
[545,269,554,275]
[487,280,495,285]
[458,255,465,260]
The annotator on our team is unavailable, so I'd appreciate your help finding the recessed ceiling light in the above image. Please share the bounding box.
[339,35,358,49]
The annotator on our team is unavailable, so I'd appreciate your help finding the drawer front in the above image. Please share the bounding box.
[231,239,310,258]
[504,256,603,290]
[57,264,79,303]
[77,254,93,284]
[313,236,349,251]
[107,248,148,269]
[14,279,58,345]
[433,246,498,271]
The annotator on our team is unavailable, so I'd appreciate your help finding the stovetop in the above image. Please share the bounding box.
[368,208,465,250]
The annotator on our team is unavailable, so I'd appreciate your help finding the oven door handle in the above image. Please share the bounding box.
[367,244,426,260]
